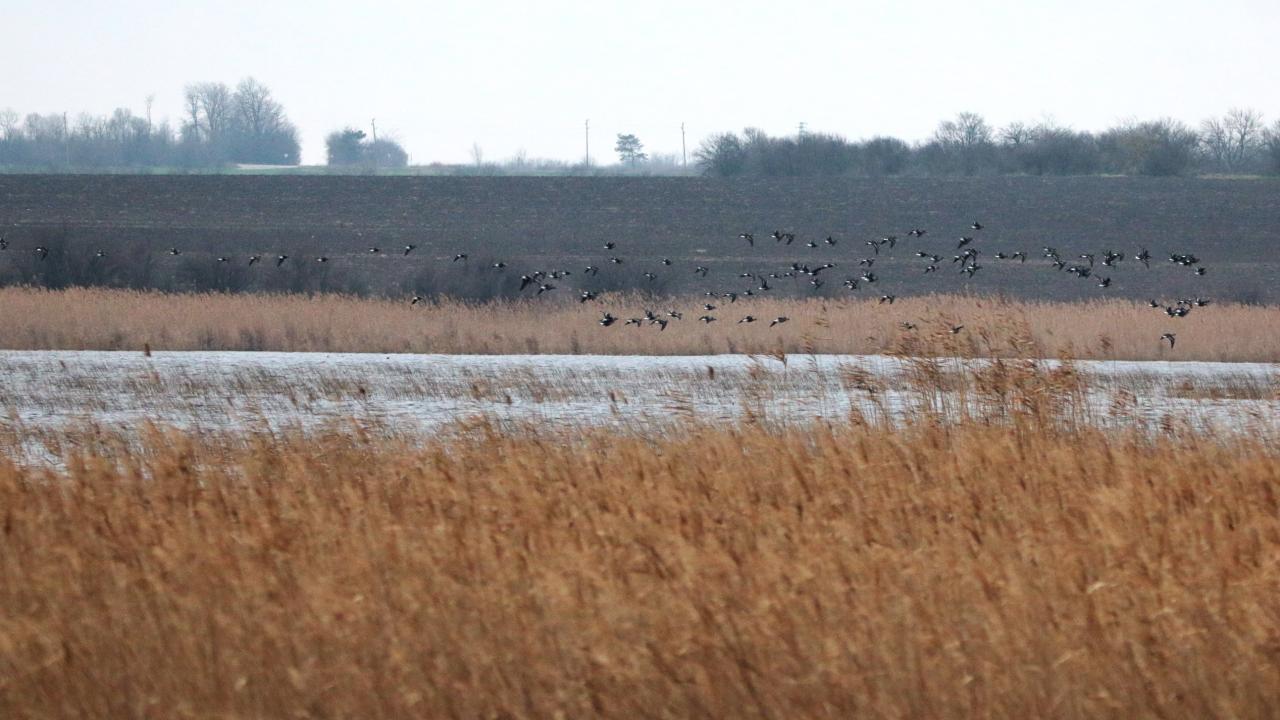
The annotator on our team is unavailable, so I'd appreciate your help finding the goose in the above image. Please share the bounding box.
[599,313,617,327]
[609,257,623,264]
[1194,267,1206,276]
[248,254,261,266]
[1135,248,1151,267]
[900,322,917,330]
[1161,333,1176,349]
[957,236,973,249]
[492,262,506,270]
[825,236,837,246]
[1011,251,1027,263]
[536,283,556,295]
[275,254,289,267]
[693,266,709,277]
[661,258,672,266]
[949,325,965,334]
[970,221,983,230]
[603,241,616,250]
[1194,298,1211,307]
[519,274,535,291]
[879,294,895,304]
[908,228,927,237]
[861,271,877,283]
[962,264,981,277]
[923,265,938,273]
[34,246,49,260]
[1097,277,1111,288]
[809,278,824,289]
[644,310,658,322]
[699,315,717,323]
[642,272,657,282]
[843,278,859,290]
[624,318,644,327]
[703,303,717,311]
[770,316,789,327]
[1079,253,1095,267]
[95,250,107,259]
[859,257,875,267]
[217,256,229,263]
[403,244,417,256]
[883,236,898,248]
[579,290,597,303]
[410,295,424,305]
[368,247,381,254]
[583,265,599,275]
[168,247,181,256]
[738,315,756,324]
[865,240,880,254]
[316,256,329,263]
[452,253,468,262]
[0,236,7,250]
[723,292,738,303]
[667,310,683,320]
[806,240,818,248]
[758,279,771,291]
[739,233,754,246]
[1148,299,1160,308]
[653,319,669,331]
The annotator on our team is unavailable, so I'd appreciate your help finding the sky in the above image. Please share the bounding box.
[3,0,1278,165]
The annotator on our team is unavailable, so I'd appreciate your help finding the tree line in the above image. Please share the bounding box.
[694,110,1280,178]
[0,78,307,170]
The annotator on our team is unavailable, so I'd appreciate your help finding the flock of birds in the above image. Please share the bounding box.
[1,220,1209,349]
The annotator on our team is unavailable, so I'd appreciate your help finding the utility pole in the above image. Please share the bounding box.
[584,119,590,169]
[681,122,687,171]
[798,121,807,138]
[370,118,378,172]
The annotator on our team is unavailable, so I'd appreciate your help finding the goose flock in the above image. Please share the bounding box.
[0,219,1211,350]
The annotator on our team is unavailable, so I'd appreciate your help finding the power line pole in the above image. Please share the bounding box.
[681,122,687,171]
[798,121,807,138]
[584,119,590,169]
[370,118,378,172]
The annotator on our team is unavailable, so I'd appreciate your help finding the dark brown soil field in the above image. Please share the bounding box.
[1,174,1277,302]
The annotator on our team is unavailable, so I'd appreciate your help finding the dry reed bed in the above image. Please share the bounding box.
[2,286,1278,360]
[2,414,1279,719]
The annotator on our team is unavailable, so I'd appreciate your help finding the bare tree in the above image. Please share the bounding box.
[0,108,18,139]
[232,78,287,136]
[1201,108,1264,171]
[183,82,233,142]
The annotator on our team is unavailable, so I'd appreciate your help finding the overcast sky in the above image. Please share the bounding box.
[4,0,1277,165]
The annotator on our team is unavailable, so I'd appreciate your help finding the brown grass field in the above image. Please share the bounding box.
[2,393,1279,717]
[1,361,1279,718]
[2,286,1279,361]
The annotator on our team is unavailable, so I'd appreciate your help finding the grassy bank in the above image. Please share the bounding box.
[1,286,1277,361]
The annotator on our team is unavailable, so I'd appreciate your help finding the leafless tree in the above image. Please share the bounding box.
[1200,107,1264,171]
[183,82,233,141]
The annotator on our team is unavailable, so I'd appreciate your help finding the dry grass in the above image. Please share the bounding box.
[2,410,1279,718]
[2,286,1278,360]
